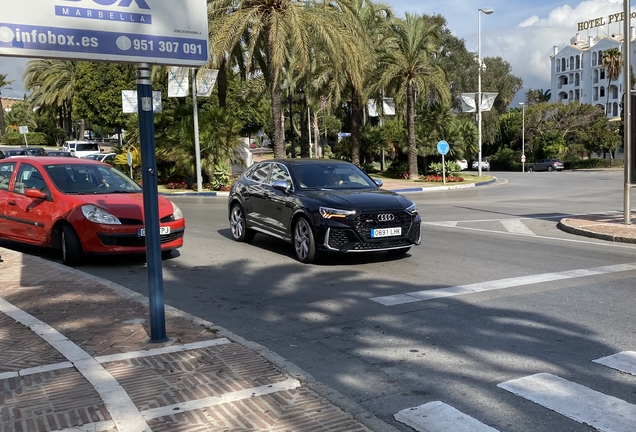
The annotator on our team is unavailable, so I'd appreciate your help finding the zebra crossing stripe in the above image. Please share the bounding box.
[593,351,636,376]
[395,401,500,432]
[498,373,636,432]
[501,219,536,235]
[370,262,636,306]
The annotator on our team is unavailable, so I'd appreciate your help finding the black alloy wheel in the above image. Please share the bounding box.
[528,166,535,172]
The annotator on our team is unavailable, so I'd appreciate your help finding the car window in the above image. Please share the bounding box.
[249,163,270,183]
[76,143,99,151]
[269,163,291,185]
[44,163,142,194]
[0,163,16,191]
[295,163,377,189]
[14,164,50,195]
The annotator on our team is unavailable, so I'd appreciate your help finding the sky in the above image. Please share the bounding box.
[0,0,632,105]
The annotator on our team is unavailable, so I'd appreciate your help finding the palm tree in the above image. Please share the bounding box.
[601,47,622,111]
[0,74,15,137]
[373,13,450,179]
[208,0,365,159]
[23,60,77,136]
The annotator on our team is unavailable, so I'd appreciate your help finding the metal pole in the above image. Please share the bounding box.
[478,10,483,178]
[624,0,632,225]
[136,63,167,343]
[308,106,312,158]
[521,102,525,172]
[192,68,202,193]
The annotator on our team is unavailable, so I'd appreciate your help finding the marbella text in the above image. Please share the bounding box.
[577,11,636,32]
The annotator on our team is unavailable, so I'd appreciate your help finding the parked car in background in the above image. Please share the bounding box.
[46,150,75,157]
[471,159,490,171]
[0,157,185,266]
[4,149,29,158]
[455,159,468,171]
[23,147,47,156]
[228,159,421,263]
[83,153,116,163]
[62,140,102,158]
[528,159,564,172]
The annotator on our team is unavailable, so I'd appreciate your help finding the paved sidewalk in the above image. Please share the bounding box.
[558,213,636,243]
[0,248,396,432]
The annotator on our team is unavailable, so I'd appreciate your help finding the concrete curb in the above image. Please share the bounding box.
[391,177,498,194]
[160,191,230,197]
[36,255,400,432]
[557,220,636,244]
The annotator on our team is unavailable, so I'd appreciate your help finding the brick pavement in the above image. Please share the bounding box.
[0,248,393,432]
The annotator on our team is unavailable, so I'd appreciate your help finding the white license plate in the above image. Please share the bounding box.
[138,227,171,237]
[371,227,401,238]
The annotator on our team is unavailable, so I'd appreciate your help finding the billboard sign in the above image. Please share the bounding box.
[0,0,209,66]
[122,90,162,113]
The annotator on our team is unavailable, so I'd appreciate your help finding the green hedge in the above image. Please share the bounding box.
[1,132,50,146]
[564,159,624,169]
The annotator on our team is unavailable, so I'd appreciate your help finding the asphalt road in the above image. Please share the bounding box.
[12,169,636,431]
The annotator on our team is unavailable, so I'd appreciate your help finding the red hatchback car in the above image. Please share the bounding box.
[0,157,185,266]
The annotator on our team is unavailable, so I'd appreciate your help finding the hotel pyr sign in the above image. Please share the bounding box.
[0,0,209,66]
[578,11,636,32]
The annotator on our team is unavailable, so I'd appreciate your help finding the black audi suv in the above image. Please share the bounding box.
[228,159,421,263]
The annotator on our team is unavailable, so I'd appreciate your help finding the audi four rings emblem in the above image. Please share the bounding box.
[377,214,394,222]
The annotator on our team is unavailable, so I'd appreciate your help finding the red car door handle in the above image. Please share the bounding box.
[8,201,16,206]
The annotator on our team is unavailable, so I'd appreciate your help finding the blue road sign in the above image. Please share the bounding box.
[437,140,450,155]
[258,131,264,137]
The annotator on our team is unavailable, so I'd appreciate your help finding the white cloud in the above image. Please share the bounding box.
[519,16,540,28]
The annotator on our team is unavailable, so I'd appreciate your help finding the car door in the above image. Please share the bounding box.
[261,163,294,238]
[5,162,56,244]
[243,162,271,230]
[0,161,17,236]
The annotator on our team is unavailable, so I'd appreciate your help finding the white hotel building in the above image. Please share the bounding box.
[550,30,636,119]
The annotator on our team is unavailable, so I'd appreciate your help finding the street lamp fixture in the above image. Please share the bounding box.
[477,7,493,177]
[519,102,525,172]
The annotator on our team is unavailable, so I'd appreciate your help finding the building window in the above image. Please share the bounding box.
[593,87,598,101]
[556,61,560,73]
[600,69,605,80]
[569,90,573,101]
[561,58,566,71]
[613,102,618,116]
[592,52,597,66]
[611,85,618,99]
[600,86,605,98]
[593,69,599,84]
[575,73,580,86]
[570,56,574,70]
[575,89,580,100]
[576,55,580,69]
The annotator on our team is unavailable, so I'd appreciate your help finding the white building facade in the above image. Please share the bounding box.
[550,30,636,119]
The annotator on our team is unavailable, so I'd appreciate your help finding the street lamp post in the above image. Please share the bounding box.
[478,7,493,177]
[519,102,525,172]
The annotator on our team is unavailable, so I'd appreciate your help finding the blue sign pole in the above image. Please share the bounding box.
[136,63,167,343]
[437,140,450,185]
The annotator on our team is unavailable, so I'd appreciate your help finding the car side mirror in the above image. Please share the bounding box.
[25,189,47,200]
[374,179,383,188]
[272,180,292,192]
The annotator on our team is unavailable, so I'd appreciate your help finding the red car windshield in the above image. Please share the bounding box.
[44,163,142,194]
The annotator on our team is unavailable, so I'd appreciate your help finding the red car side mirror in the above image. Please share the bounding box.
[25,189,47,200]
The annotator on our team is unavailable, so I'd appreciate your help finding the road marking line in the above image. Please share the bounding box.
[95,338,231,363]
[55,420,117,432]
[593,351,636,376]
[0,297,151,432]
[501,219,536,235]
[427,221,458,227]
[141,379,301,420]
[395,401,500,432]
[498,373,636,432]
[370,262,636,306]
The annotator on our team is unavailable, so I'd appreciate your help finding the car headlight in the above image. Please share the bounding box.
[171,201,184,220]
[319,206,356,219]
[406,203,418,215]
[81,205,121,225]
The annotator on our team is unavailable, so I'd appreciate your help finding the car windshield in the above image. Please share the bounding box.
[44,163,142,194]
[292,162,378,190]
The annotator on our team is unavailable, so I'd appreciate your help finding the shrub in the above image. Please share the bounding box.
[361,162,375,173]
[1,131,49,146]
[429,161,461,176]
[211,163,232,190]
[424,174,464,183]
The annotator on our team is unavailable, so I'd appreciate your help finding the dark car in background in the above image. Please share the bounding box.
[24,147,47,156]
[228,159,421,263]
[528,159,564,172]
[46,150,75,157]
[4,149,29,158]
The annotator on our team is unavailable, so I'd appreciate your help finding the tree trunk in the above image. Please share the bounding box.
[268,39,284,159]
[407,80,418,179]
[350,86,361,167]
[78,119,85,141]
[218,56,228,109]
[300,98,309,158]
[0,98,5,137]
[313,112,321,158]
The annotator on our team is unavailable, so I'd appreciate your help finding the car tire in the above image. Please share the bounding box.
[528,166,534,172]
[230,203,255,243]
[61,224,83,266]
[388,247,410,256]
[162,250,173,259]
[293,217,317,263]
[548,166,553,172]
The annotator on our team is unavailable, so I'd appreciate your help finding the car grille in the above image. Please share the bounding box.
[98,229,184,247]
[327,228,351,249]
[118,215,176,225]
[352,239,413,250]
[354,211,413,241]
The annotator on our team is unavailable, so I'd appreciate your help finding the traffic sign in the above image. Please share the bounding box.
[258,131,264,138]
[521,155,526,163]
[0,0,209,66]
[18,126,28,134]
[437,140,449,155]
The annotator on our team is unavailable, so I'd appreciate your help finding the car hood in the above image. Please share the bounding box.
[71,193,175,220]
[302,188,412,211]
